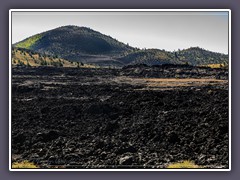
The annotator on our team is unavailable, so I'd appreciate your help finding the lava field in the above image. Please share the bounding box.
[11,65,229,169]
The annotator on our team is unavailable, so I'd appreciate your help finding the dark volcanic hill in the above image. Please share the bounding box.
[14,25,228,67]
[119,47,228,66]
[14,25,134,65]
[175,47,228,66]
[119,49,182,65]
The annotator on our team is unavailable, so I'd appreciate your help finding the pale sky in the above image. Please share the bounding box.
[11,11,229,54]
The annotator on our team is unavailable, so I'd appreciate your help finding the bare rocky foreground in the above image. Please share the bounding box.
[11,65,229,169]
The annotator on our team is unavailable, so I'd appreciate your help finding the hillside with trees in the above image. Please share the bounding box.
[12,47,96,68]
[174,47,228,66]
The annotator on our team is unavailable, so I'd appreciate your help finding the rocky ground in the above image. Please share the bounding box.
[11,65,229,169]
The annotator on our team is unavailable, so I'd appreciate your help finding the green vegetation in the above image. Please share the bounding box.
[15,34,42,49]
[26,60,31,67]
[12,160,38,168]
[167,160,200,168]
[51,61,63,67]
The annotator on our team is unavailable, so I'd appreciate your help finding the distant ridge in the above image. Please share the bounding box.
[120,47,228,66]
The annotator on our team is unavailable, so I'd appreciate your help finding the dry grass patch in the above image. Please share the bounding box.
[201,63,228,69]
[167,160,200,169]
[12,160,38,169]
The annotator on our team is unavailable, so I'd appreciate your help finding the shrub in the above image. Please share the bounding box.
[167,160,200,168]
[12,160,38,169]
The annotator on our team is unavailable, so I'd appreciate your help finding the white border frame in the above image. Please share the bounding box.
[9,9,231,171]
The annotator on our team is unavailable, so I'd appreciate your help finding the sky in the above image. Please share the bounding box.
[11,11,229,54]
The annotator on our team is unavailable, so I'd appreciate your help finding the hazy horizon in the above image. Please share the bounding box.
[11,11,229,54]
